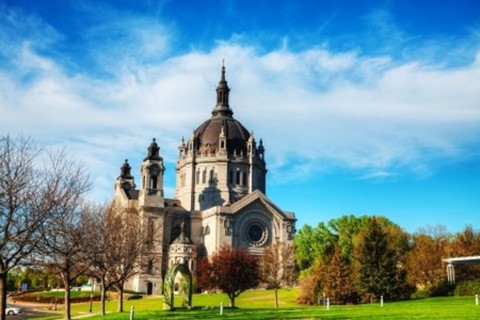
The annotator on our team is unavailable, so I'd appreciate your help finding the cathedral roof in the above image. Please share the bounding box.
[189,64,251,155]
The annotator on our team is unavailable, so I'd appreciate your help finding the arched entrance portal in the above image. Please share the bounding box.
[163,264,193,310]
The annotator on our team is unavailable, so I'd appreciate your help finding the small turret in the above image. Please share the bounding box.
[145,138,162,161]
[178,137,186,158]
[139,138,165,208]
[115,159,136,191]
[257,139,265,160]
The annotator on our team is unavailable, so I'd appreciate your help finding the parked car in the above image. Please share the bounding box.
[6,304,22,315]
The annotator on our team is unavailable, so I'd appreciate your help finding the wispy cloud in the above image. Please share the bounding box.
[1,4,479,201]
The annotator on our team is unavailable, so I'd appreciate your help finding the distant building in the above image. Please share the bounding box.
[113,66,296,295]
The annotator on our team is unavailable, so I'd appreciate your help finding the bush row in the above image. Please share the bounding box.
[11,292,101,304]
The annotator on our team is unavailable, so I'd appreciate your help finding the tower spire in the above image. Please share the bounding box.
[212,61,233,117]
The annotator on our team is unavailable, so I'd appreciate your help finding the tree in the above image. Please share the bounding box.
[294,222,336,271]
[356,218,407,302]
[38,204,91,320]
[36,149,91,320]
[0,135,90,320]
[449,225,480,281]
[406,225,450,290]
[318,245,356,304]
[83,202,145,314]
[327,215,371,259]
[259,242,297,307]
[81,202,111,315]
[201,245,259,308]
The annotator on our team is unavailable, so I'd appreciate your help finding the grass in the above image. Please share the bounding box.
[32,289,480,319]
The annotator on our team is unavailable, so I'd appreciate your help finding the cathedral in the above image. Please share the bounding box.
[113,66,296,295]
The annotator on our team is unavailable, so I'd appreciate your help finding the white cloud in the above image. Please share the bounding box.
[1,5,479,200]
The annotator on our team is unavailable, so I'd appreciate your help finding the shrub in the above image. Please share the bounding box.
[454,280,480,296]
[11,292,101,304]
[411,280,455,299]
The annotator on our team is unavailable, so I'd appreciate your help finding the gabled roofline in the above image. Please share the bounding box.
[228,189,296,221]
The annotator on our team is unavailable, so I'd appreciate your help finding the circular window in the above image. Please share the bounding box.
[244,220,268,247]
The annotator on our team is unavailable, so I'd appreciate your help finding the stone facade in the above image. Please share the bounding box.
[113,66,296,295]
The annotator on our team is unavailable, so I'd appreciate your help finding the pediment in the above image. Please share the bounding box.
[228,190,294,222]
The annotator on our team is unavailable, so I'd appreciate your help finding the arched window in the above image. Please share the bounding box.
[195,171,200,184]
[209,169,214,182]
[150,175,157,190]
[202,170,206,184]
[236,169,240,185]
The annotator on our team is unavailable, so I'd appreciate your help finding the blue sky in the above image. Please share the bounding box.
[1,0,479,233]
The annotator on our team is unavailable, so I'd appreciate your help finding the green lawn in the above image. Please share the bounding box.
[34,289,480,319]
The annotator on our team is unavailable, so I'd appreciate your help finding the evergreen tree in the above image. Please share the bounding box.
[356,217,406,301]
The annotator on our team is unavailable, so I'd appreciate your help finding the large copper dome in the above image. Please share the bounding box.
[190,65,250,155]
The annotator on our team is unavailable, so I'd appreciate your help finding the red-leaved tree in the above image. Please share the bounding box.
[199,245,259,308]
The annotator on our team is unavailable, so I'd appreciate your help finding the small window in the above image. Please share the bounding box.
[150,175,157,190]
[202,170,206,184]
[147,260,153,273]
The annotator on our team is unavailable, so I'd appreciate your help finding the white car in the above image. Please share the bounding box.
[6,304,22,315]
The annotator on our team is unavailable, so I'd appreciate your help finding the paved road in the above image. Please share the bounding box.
[7,305,61,319]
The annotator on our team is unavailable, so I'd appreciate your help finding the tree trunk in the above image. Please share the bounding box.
[0,271,8,320]
[62,276,72,320]
[100,280,107,316]
[229,294,235,308]
[275,287,279,308]
[116,284,124,312]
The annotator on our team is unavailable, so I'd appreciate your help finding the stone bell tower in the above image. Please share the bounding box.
[139,138,165,208]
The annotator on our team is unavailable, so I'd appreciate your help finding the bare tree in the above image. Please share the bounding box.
[109,205,144,313]
[35,149,91,320]
[259,242,297,307]
[82,202,112,316]
[0,135,90,320]
[83,202,145,314]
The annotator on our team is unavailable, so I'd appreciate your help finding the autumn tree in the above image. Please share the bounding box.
[449,226,480,281]
[200,245,259,308]
[0,135,90,320]
[259,242,297,307]
[295,215,414,304]
[406,225,450,291]
[318,245,356,304]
